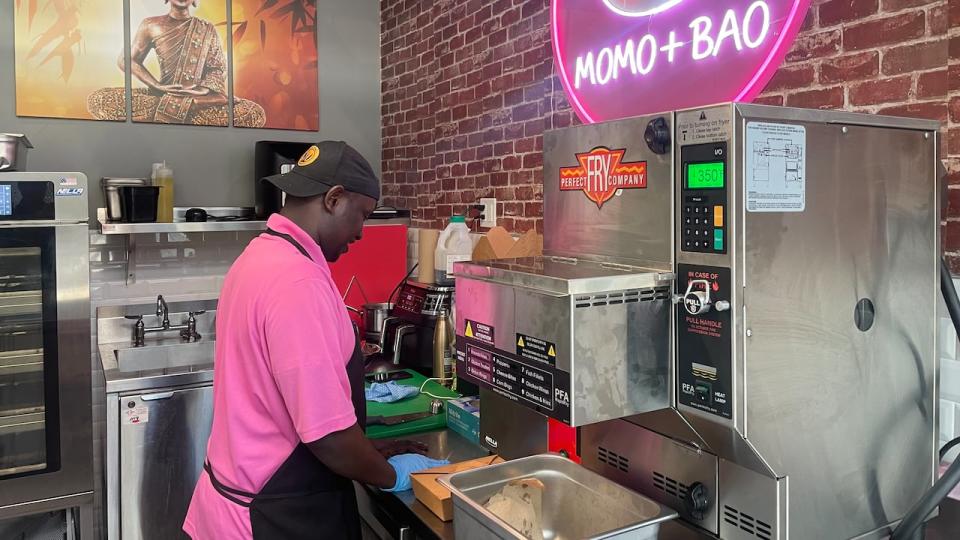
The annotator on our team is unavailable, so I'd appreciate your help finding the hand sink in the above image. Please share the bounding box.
[114,338,215,372]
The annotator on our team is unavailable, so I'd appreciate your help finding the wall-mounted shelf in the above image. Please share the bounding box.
[97,207,412,235]
[96,206,411,286]
[97,207,265,235]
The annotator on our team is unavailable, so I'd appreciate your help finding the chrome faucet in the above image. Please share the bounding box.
[156,295,170,328]
[127,295,204,346]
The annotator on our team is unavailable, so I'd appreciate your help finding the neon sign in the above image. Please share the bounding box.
[553,0,811,123]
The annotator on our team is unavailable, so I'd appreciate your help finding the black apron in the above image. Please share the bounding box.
[204,227,367,539]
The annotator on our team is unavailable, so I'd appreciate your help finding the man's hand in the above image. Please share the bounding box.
[372,439,429,459]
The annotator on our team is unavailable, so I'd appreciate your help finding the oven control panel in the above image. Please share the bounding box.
[680,142,727,254]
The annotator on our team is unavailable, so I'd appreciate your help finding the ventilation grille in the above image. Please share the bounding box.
[724,505,773,540]
[597,446,629,472]
[575,286,670,308]
[652,471,689,500]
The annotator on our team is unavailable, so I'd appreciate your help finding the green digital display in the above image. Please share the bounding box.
[686,162,725,189]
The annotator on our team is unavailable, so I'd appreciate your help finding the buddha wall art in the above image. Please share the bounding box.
[13,0,318,131]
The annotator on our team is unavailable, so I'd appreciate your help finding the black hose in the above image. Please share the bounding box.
[941,257,960,341]
[890,258,960,539]
[941,436,960,461]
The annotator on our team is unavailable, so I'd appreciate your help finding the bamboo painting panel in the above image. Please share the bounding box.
[231,0,318,130]
[15,0,127,121]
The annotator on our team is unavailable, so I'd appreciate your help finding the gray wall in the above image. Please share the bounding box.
[0,0,381,216]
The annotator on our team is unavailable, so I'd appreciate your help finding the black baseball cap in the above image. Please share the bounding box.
[262,141,380,200]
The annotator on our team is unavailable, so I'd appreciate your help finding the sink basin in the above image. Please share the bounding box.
[114,338,215,372]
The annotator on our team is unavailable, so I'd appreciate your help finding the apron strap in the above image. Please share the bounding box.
[263,228,313,261]
[204,461,254,508]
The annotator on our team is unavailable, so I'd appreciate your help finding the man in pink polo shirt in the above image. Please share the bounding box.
[184,141,445,539]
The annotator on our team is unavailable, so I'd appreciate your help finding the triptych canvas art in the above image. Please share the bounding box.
[13,0,319,131]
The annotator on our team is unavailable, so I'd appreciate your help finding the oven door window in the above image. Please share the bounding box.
[0,228,58,479]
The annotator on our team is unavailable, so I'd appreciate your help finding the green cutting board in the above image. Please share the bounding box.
[364,369,459,439]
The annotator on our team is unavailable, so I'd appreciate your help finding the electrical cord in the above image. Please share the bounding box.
[890,257,960,539]
[418,377,461,401]
[388,263,419,307]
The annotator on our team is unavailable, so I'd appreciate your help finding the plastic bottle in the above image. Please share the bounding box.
[153,161,175,223]
[434,215,472,285]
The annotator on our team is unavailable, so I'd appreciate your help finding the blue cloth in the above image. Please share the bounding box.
[364,381,420,403]
[383,454,450,492]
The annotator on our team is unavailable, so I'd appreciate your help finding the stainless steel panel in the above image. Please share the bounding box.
[455,278,516,355]
[455,271,672,427]
[581,419,719,534]
[455,256,673,297]
[572,295,670,425]
[738,114,938,538]
[119,385,213,540]
[544,114,675,268]
[717,459,782,540]
[479,388,548,459]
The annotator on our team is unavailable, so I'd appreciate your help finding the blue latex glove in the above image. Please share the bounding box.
[383,454,450,492]
[365,381,419,403]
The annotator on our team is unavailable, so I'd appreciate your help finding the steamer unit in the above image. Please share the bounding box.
[454,103,940,539]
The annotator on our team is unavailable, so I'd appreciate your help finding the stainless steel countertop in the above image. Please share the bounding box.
[358,429,711,540]
[358,430,489,539]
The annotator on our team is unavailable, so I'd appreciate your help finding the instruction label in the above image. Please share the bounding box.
[122,406,149,425]
[677,108,732,145]
[516,333,557,366]
[745,122,806,212]
[464,319,494,345]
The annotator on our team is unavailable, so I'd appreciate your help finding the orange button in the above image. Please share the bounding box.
[714,205,724,227]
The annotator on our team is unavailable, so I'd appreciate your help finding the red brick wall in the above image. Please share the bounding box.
[380,0,561,233]
[381,0,956,247]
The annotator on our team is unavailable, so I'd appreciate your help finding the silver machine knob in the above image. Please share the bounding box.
[683,280,713,315]
[714,300,731,312]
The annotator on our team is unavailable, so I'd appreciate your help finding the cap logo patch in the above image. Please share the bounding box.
[298,145,320,166]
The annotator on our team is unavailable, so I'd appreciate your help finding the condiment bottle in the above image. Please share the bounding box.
[153,161,175,223]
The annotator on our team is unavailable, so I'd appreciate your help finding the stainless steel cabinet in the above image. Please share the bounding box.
[113,384,212,540]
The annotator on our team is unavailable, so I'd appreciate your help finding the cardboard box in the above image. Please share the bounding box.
[411,455,505,521]
[446,396,480,445]
[472,227,542,261]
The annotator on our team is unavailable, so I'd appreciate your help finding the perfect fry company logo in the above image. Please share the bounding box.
[559,147,647,208]
[552,0,811,123]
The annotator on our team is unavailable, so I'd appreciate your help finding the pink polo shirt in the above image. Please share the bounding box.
[183,214,357,539]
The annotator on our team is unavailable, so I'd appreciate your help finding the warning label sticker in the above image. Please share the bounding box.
[516,333,557,366]
[464,320,494,345]
[745,122,806,213]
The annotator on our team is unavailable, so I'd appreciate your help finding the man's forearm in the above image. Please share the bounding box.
[306,424,397,488]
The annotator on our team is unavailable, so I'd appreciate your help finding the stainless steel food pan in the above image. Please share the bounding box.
[439,454,676,540]
[0,134,33,171]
